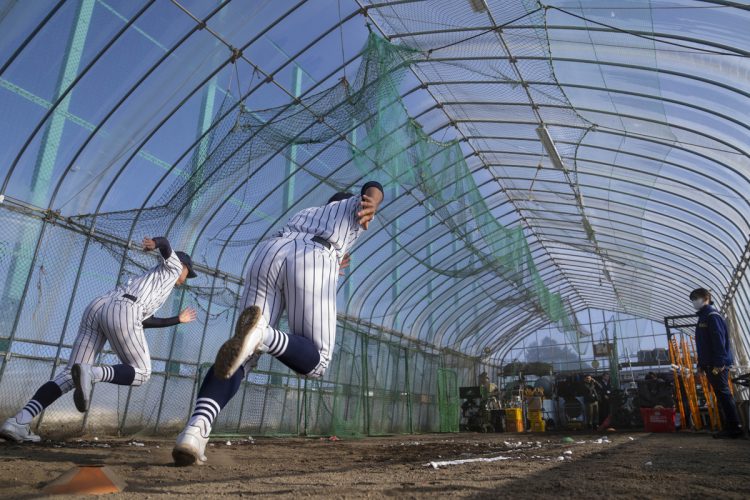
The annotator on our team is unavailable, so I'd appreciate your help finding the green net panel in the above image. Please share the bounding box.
[437,368,459,433]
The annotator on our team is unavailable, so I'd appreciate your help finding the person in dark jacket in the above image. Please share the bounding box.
[690,288,742,438]
[581,374,601,431]
[598,372,612,425]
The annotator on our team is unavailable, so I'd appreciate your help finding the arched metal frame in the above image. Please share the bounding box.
[0,0,748,367]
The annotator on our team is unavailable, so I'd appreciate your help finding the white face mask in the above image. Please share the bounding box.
[692,299,706,311]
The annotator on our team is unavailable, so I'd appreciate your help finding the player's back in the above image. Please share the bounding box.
[282,195,362,254]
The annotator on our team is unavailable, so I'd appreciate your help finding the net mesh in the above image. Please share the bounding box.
[72,32,580,343]
[1,0,747,438]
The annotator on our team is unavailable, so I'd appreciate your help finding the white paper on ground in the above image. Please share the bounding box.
[426,455,514,469]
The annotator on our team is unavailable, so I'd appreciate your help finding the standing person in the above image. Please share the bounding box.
[581,374,601,431]
[598,372,612,425]
[0,237,197,442]
[690,288,742,438]
[172,181,384,466]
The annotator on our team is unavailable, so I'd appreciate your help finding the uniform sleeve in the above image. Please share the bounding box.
[164,250,183,277]
[152,237,173,260]
[708,314,730,365]
[142,315,180,329]
[344,194,363,227]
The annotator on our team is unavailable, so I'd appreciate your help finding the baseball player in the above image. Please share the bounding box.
[0,237,197,443]
[172,181,384,465]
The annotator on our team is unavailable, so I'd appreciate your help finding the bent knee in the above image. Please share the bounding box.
[130,368,151,386]
[52,369,74,393]
[305,358,329,379]
[305,369,325,380]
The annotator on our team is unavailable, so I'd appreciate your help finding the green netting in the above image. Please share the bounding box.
[73,33,579,342]
[437,368,459,433]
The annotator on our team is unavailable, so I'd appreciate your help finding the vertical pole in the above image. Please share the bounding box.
[296,376,302,435]
[601,311,612,376]
[611,327,619,390]
[405,346,413,434]
[284,66,302,212]
[668,338,686,430]
[1,0,94,350]
[361,334,370,435]
[286,65,302,433]
[391,180,400,332]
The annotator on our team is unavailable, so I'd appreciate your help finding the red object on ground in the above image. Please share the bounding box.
[640,408,676,432]
[597,415,612,432]
[42,465,124,495]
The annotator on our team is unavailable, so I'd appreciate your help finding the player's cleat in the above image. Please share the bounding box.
[71,363,94,413]
[214,305,266,379]
[0,417,41,443]
[172,425,209,466]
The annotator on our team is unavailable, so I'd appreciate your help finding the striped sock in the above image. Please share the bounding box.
[92,366,106,382]
[94,365,135,385]
[14,381,63,425]
[186,365,245,436]
[265,328,289,356]
[14,400,42,425]
[188,398,220,436]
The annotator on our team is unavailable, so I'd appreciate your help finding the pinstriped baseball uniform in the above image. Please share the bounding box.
[240,194,365,378]
[53,244,183,391]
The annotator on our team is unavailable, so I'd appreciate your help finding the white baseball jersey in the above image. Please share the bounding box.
[52,244,182,390]
[119,250,183,319]
[241,194,367,378]
[282,195,364,257]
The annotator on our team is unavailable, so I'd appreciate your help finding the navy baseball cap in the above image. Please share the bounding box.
[175,251,197,278]
[327,191,354,204]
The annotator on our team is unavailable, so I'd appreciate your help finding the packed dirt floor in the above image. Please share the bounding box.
[1,431,748,498]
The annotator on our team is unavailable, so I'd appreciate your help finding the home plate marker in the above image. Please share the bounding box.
[42,465,125,495]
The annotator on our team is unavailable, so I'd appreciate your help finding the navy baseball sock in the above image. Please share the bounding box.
[14,381,63,425]
[95,364,136,385]
[267,330,320,375]
[187,365,245,434]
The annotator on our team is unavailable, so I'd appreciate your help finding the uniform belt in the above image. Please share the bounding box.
[122,294,137,302]
[311,235,331,249]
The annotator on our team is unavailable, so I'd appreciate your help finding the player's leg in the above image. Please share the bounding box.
[71,299,152,412]
[264,243,338,378]
[0,298,107,442]
[174,240,287,465]
[214,238,287,379]
[99,299,151,384]
[172,364,246,465]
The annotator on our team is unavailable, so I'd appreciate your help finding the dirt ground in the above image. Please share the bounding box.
[0,431,748,499]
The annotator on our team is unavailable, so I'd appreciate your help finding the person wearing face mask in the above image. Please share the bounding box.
[690,288,742,438]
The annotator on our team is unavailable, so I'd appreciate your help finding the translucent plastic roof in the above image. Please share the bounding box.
[1,0,748,364]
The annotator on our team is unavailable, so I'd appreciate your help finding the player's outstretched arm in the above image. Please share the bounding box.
[142,236,173,260]
[142,307,197,329]
[357,181,384,230]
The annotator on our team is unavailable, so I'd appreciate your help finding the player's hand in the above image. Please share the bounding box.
[357,194,380,230]
[179,307,197,323]
[339,253,351,276]
[142,237,156,251]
